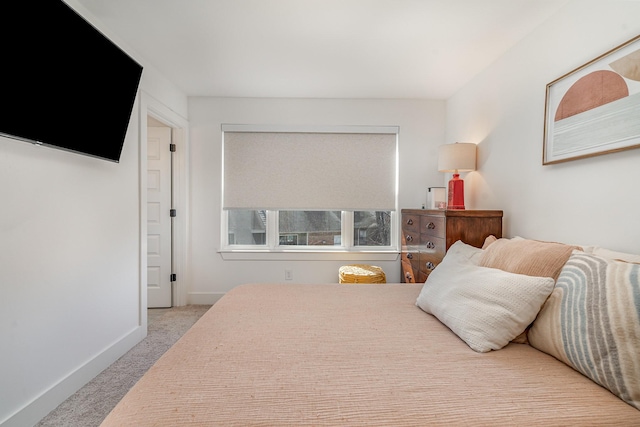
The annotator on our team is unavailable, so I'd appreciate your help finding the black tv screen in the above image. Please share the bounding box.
[1,1,143,162]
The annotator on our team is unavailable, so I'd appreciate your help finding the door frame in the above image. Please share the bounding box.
[139,91,189,314]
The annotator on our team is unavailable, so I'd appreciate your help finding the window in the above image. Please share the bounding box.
[354,211,391,246]
[227,210,266,245]
[222,125,398,253]
[279,211,341,246]
[225,210,393,250]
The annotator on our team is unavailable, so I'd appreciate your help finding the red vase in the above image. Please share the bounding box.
[447,173,465,210]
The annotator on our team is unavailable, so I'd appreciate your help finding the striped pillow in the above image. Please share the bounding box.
[528,251,640,410]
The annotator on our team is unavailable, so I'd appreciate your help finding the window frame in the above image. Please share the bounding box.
[219,125,399,261]
[219,210,399,261]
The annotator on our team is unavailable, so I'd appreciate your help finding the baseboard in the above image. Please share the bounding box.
[187,291,225,305]
[1,326,146,427]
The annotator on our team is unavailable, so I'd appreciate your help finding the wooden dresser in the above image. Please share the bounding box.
[401,209,503,283]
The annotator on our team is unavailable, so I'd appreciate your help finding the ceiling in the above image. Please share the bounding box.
[76,0,570,100]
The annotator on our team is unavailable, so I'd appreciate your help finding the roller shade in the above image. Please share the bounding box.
[223,128,397,211]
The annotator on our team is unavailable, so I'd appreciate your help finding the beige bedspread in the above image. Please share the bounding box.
[101,284,640,426]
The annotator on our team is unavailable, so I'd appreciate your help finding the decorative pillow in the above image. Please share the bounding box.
[478,237,577,281]
[416,252,554,353]
[528,251,640,410]
[591,247,640,264]
[442,240,484,266]
[481,234,497,249]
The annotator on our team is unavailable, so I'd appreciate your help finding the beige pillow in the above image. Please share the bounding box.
[416,248,554,353]
[481,234,498,249]
[478,237,577,281]
[591,247,640,264]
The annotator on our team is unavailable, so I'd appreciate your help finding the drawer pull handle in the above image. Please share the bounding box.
[426,262,436,270]
[405,272,413,280]
[426,222,436,229]
[426,241,435,249]
[406,219,414,225]
[407,253,414,259]
[406,235,413,242]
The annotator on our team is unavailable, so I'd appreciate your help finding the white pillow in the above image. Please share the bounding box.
[416,253,554,352]
[438,240,484,267]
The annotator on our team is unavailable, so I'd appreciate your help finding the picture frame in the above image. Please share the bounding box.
[543,34,640,165]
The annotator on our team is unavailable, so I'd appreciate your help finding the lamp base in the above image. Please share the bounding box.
[447,173,465,210]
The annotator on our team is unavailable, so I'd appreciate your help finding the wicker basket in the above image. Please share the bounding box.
[338,264,386,284]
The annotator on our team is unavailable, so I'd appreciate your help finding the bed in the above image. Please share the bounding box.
[101,282,640,426]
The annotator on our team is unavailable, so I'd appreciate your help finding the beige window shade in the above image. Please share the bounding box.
[223,128,397,211]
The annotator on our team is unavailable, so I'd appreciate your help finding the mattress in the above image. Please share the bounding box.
[101,283,640,426]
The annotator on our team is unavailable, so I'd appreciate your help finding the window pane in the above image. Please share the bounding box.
[228,210,266,245]
[354,211,391,246]
[279,211,341,246]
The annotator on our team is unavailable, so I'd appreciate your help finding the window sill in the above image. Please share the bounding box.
[219,249,400,261]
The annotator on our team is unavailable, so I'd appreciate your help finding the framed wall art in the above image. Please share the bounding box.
[543,34,640,165]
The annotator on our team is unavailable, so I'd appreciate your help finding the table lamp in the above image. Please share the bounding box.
[437,142,476,210]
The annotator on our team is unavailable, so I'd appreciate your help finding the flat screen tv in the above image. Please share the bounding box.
[1,1,143,162]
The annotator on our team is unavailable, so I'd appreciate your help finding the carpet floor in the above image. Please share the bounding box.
[35,305,211,427]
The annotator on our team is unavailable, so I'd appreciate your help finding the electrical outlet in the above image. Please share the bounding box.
[285,269,293,280]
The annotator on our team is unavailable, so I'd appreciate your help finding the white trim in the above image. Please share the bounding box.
[221,124,399,134]
[341,211,354,248]
[138,96,149,320]
[219,250,399,262]
[267,210,278,248]
[140,91,190,307]
[1,326,145,427]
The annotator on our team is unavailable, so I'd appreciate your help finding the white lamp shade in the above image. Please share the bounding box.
[438,143,477,172]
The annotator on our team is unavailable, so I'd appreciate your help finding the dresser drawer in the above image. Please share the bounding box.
[402,214,421,234]
[401,249,420,270]
[401,259,416,283]
[416,269,429,284]
[420,235,445,254]
[401,250,420,283]
[419,236,445,279]
[402,230,419,246]
[421,215,445,238]
[419,252,441,278]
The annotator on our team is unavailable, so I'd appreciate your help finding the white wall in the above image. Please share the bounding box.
[0,1,188,425]
[187,97,445,302]
[0,126,141,426]
[446,0,640,254]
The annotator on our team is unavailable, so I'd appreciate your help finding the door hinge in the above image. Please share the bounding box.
[170,209,177,217]
[170,273,177,282]
[169,143,176,152]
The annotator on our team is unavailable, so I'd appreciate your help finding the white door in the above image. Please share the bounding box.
[147,126,173,308]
